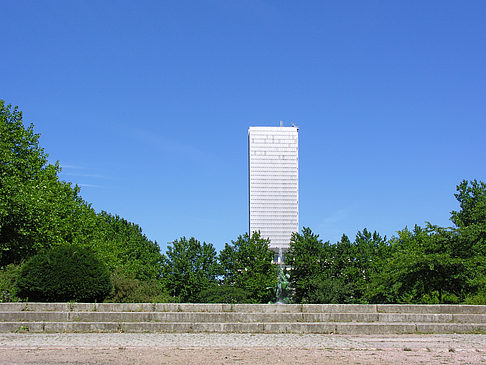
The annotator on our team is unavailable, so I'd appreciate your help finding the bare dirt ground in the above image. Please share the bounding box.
[1,333,485,364]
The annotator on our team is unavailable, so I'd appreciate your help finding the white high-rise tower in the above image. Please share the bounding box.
[248,123,299,262]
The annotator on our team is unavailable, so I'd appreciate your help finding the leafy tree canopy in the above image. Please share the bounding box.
[288,227,388,304]
[0,100,91,265]
[367,225,466,304]
[0,100,164,284]
[89,211,163,281]
[451,180,486,228]
[161,237,220,302]
[219,232,277,303]
[286,227,330,303]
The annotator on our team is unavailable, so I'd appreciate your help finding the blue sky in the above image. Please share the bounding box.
[1,1,485,252]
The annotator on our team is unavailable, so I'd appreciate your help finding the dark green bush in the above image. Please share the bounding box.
[16,245,112,302]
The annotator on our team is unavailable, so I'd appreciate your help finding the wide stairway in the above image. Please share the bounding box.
[1,303,486,334]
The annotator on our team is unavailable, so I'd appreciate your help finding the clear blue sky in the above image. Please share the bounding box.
[1,1,485,252]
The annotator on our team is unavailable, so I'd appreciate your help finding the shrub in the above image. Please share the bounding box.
[0,264,21,302]
[106,271,173,303]
[306,276,357,304]
[465,286,486,305]
[197,284,252,303]
[16,245,112,302]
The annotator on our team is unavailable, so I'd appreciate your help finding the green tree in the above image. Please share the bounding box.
[88,212,163,281]
[449,180,486,259]
[451,180,486,229]
[0,101,164,287]
[347,229,388,302]
[161,237,220,302]
[450,180,486,303]
[365,181,486,304]
[288,228,389,304]
[0,100,93,265]
[310,234,358,304]
[367,225,466,303]
[286,227,331,303]
[219,232,277,303]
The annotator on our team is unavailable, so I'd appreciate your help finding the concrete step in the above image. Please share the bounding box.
[2,311,486,324]
[1,321,486,334]
[1,303,485,334]
[2,303,486,314]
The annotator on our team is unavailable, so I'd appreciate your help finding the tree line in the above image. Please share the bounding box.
[288,192,486,305]
[0,100,277,303]
[1,100,485,304]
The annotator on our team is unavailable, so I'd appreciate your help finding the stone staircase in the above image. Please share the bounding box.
[1,303,486,334]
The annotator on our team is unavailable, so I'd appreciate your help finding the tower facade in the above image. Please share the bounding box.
[248,125,299,262]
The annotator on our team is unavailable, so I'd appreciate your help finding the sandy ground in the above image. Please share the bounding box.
[1,333,486,364]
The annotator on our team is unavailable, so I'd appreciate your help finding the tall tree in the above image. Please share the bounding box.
[219,232,277,303]
[0,100,91,265]
[161,237,220,302]
[288,228,389,304]
[286,227,333,303]
[367,225,466,303]
[451,180,486,229]
[89,212,163,281]
[450,180,486,302]
[0,101,164,285]
[450,180,486,258]
[350,229,388,301]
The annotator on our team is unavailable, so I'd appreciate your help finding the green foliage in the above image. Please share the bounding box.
[288,181,486,305]
[88,212,163,281]
[287,228,388,304]
[449,180,486,302]
[465,286,486,305]
[365,181,486,304]
[350,229,389,300]
[219,232,277,303]
[4,101,486,305]
[106,271,173,303]
[451,180,486,262]
[0,100,164,283]
[0,264,21,302]
[161,237,220,302]
[16,245,112,302]
[451,180,486,229]
[197,284,251,304]
[305,276,354,304]
[0,100,93,265]
[286,227,330,303]
[367,225,468,303]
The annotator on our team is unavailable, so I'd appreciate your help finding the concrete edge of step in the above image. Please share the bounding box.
[1,322,486,335]
[2,312,486,324]
[1,303,486,314]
